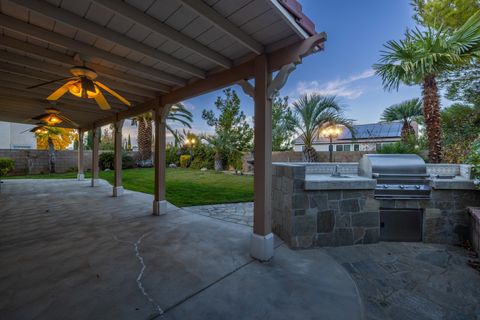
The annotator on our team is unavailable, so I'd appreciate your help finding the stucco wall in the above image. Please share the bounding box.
[0,149,139,175]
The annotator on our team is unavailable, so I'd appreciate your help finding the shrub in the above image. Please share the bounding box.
[0,158,14,177]
[166,146,181,166]
[377,135,426,159]
[99,152,115,170]
[99,152,135,170]
[190,144,215,169]
[180,155,191,168]
[467,137,480,186]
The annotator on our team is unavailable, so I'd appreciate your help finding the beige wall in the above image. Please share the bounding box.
[0,149,139,175]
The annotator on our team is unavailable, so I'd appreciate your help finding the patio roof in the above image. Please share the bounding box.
[0,0,325,129]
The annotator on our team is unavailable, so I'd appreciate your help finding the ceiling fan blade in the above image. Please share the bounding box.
[32,113,48,120]
[95,81,131,107]
[59,114,79,128]
[27,77,76,89]
[94,89,111,110]
[47,81,75,101]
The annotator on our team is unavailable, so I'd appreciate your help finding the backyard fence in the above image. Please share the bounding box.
[0,149,140,175]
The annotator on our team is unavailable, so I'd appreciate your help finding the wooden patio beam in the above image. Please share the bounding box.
[0,34,171,93]
[15,0,206,79]
[0,14,185,86]
[91,0,232,69]
[179,0,264,54]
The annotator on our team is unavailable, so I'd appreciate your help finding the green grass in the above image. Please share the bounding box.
[5,168,253,207]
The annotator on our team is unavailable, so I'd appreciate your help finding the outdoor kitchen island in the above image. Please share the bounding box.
[272,155,480,249]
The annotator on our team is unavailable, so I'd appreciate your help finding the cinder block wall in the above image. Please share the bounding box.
[0,149,139,175]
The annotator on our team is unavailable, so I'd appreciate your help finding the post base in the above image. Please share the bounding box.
[112,186,124,197]
[91,178,100,187]
[153,200,168,216]
[250,232,274,261]
[77,173,85,181]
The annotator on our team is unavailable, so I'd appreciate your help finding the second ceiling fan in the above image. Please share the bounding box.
[27,65,131,110]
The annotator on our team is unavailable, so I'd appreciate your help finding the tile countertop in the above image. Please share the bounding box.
[304,174,479,191]
[304,174,376,190]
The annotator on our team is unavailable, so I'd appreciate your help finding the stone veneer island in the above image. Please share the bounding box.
[272,162,480,249]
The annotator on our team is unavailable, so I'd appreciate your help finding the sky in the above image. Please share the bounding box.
[124,0,451,145]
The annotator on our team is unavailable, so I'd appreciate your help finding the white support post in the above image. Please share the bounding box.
[91,127,100,187]
[77,128,85,181]
[153,104,170,215]
[113,120,124,197]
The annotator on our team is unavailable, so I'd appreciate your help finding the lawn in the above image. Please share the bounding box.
[5,168,254,207]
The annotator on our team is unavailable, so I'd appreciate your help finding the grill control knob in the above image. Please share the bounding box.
[415,185,421,189]
[400,185,405,189]
[383,185,388,189]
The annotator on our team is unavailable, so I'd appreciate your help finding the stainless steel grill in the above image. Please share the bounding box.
[358,154,431,199]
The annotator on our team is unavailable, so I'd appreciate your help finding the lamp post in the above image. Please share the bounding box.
[185,138,196,165]
[320,125,342,162]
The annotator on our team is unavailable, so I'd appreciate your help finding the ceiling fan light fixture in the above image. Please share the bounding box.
[43,114,63,126]
[34,127,48,134]
[68,82,99,99]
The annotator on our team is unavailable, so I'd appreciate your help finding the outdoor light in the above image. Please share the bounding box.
[320,125,343,162]
[68,82,99,99]
[43,113,63,126]
[34,127,48,134]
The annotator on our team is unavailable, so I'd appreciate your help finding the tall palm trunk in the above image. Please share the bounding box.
[303,146,319,162]
[214,152,223,171]
[138,118,152,161]
[400,120,415,142]
[422,75,442,163]
[48,137,55,173]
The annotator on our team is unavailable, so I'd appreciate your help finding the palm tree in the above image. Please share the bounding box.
[373,12,480,163]
[381,98,423,141]
[35,126,76,173]
[132,103,193,161]
[205,133,230,171]
[292,94,354,162]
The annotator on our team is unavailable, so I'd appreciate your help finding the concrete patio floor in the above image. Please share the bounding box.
[0,179,362,320]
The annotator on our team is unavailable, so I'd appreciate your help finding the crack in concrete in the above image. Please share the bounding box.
[111,233,164,318]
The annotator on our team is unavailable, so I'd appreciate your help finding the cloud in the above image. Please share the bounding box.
[295,69,375,100]
[181,101,196,111]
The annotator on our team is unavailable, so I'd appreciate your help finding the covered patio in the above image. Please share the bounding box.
[0,0,325,261]
[0,179,363,319]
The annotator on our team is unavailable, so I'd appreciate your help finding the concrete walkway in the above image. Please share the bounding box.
[0,179,362,320]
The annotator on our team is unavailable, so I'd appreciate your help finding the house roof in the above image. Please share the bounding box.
[0,0,323,129]
[294,121,404,144]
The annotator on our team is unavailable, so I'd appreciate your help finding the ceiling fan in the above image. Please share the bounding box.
[31,107,79,128]
[27,65,131,110]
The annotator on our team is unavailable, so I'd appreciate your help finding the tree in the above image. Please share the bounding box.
[441,103,480,163]
[373,12,480,162]
[127,134,132,151]
[131,103,193,161]
[202,88,253,152]
[99,127,114,150]
[381,98,423,141]
[292,94,354,162]
[36,126,76,173]
[413,0,480,29]
[202,88,253,170]
[272,93,296,151]
[85,129,101,150]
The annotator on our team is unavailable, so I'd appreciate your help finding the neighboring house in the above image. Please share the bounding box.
[293,121,418,152]
[0,121,36,149]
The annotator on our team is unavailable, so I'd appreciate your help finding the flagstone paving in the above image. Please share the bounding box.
[183,202,253,227]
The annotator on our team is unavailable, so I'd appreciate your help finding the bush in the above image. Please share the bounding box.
[190,144,215,169]
[467,137,480,186]
[166,146,181,166]
[180,155,191,168]
[99,152,135,170]
[377,136,426,159]
[0,158,14,177]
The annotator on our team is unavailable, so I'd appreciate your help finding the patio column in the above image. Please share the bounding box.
[113,120,124,197]
[91,127,100,187]
[251,54,274,261]
[153,104,169,215]
[77,128,85,181]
